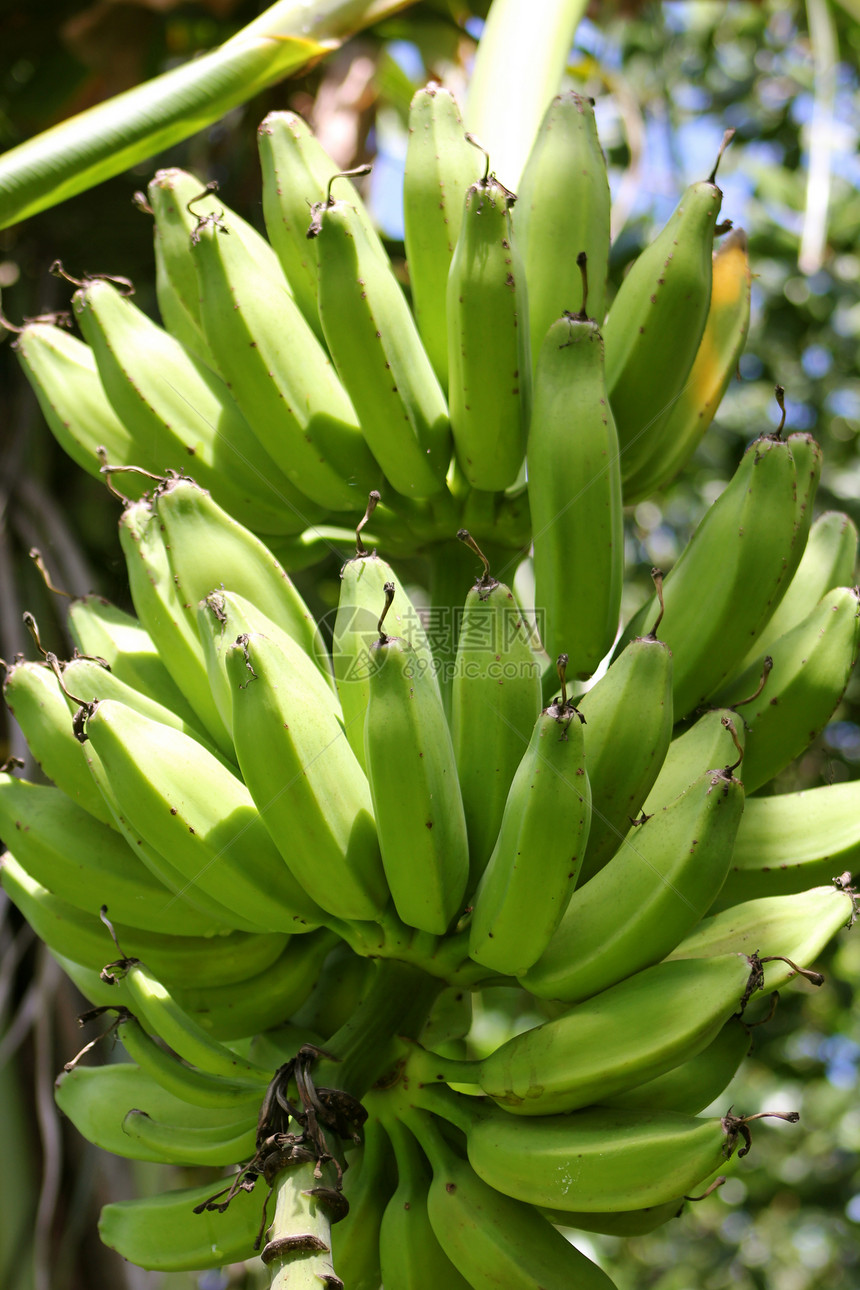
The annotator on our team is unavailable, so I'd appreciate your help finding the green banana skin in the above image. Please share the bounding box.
[451,568,543,886]
[56,1062,258,1165]
[0,852,287,987]
[543,1198,686,1237]
[468,694,592,976]
[377,1115,477,1290]
[287,941,375,1041]
[409,952,760,1115]
[332,549,441,770]
[522,765,743,1003]
[198,588,338,733]
[0,774,222,937]
[152,477,329,682]
[313,194,452,499]
[121,1108,256,1167]
[99,1177,261,1271]
[83,697,325,932]
[403,84,484,389]
[364,632,470,935]
[258,109,387,338]
[2,659,115,825]
[709,586,860,794]
[729,509,858,680]
[118,499,234,757]
[714,782,860,909]
[14,323,146,495]
[116,1012,266,1110]
[575,632,673,885]
[66,594,202,728]
[517,91,612,367]
[72,277,316,536]
[407,1081,740,1216]
[669,884,856,974]
[528,310,624,680]
[329,1117,395,1290]
[617,433,820,721]
[225,631,387,923]
[642,706,744,815]
[603,1015,752,1115]
[398,1108,619,1289]
[603,170,722,490]
[447,173,531,491]
[191,214,381,510]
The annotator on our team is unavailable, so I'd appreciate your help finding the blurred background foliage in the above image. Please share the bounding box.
[1,1,860,1287]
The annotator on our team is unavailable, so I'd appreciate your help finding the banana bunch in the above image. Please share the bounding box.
[2,71,859,1290]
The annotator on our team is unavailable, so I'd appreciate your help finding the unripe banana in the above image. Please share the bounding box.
[114,1012,265,1110]
[329,1117,394,1290]
[364,586,470,934]
[450,533,542,884]
[712,585,860,793]
[119,1108,256,1167]
[617,431,820,720]
[312,179,452,499]
[528,298,624,679]
[258,109,387,336]
[409,952,762,1115]
[575,626,673,884]
[99,1180,261,1272]
[403,85,483,388]
[447,158,531,490]
[622,225,752,502]
[516,92,611,363]
[522,764,743,1003]
[603,141,728,492]
[224,630,388,923]
[604,1015,751,1115]
[190,211,381,509]
[642,706,743,814]
[468,658,591,976]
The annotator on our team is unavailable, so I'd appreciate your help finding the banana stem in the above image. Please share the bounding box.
[264,1157,344,1290]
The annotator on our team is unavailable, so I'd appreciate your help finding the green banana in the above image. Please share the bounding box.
[729,509,858,679]
[80,696,325,932]
[402,84,483,388]
[190,211,381,509]
[2,658,114,824]
[222,629,387,924]
[447,155,531,490]
[574,623,673,884]
[258,109,387,337]
[311,176,452,499]
[377,1115,482,1290]
[410,1081,776,1217]
[71,275,317,535]
[621,225,752,501]
[115,1011,266,1110]
[0,853,285,986]
[714,783,860,908]
[0,773,222,936]
[151,476,327,674]
[522,763,743,1003]
[669,883,856,970]
[468,656,591,976]
[641,706,744,815]
[543,1199,688,1238]
[450,532,542,884]
[66,593,200,725]
[528,299,624,680]
[516,92,611,364]
[56,1061,258,1165]
[364,586,469,934]
[712,585,860,793]
[13,322,147,495]
[399,1108,619,1289]
[120,1107,256,1167]
[329,1117,394,1290]
[602,142,727,493]
[617,431,820,720]
[99,1177,261,1272]
[408,952,762,1115]
[603,1016,752,1115]
[118,497,234,755]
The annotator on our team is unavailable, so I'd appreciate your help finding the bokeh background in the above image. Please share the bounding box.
[1,2,859,1286]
